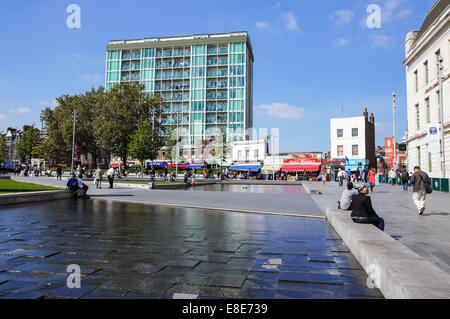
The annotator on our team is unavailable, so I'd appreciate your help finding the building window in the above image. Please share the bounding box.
[424,60,429,85]
[337,129,343,138]
[352,128,359,137]
[352,145,358,156]
[417,146,421,168]
[254,149,259,159]
[337,145,344,157]
[426,98,430,124]
[435,49,441,77]
[416,104,420,130]
[237,150,242,160]
[428,146,432,172]
[414,70,418,92]
[245,149,250,159]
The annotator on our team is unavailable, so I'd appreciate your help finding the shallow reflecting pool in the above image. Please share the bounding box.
[0,200,382,299]
[188,184,307,194]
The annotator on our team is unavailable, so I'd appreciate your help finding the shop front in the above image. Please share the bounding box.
[281,154,322,180]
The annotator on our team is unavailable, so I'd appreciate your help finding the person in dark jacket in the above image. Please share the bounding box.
[400,169,410,192]
[410,166,430,215]
[351,182,385,231]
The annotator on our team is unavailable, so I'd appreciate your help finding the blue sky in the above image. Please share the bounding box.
[0,0,437,153]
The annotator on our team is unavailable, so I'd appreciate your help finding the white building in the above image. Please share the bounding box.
[404,0,449,178]
[230,139,266,164]
[330,109,376,169]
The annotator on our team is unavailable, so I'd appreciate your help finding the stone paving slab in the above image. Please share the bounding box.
[0,199,380,299]
[305,181,450,275]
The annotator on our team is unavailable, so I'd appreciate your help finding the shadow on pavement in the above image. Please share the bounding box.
[90,194,135,198]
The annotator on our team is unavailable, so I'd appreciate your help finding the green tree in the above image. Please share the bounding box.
[16,126,41,163]
[0,135,8,164]
[129,120,161,174]
[94,82,163,168]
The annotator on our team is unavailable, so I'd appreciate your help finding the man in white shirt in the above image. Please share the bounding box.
[106,166,115,189]
[338,182,359,210]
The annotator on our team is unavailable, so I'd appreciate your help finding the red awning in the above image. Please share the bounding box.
[282,165,321,172]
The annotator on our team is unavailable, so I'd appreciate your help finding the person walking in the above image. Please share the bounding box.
[368,168,376,192]
[389,168,396,186]
[56,166,63,181]
[106,166,115,189]
[410,166,430,215]
[94,165,103,189]
[337,169,345,187]
[321,167,327,187]
[401,170,410,192]
[351,182,385,231]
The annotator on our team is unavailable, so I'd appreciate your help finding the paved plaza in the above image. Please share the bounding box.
[305,181,450,274]
[0,198,381,299]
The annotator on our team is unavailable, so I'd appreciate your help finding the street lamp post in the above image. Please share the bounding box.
[70,110,77,176]
[392,92,397,170]
[176,110,180,179]
[438,58,446,178]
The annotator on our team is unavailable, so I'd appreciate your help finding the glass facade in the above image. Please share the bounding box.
[105,33,253,146]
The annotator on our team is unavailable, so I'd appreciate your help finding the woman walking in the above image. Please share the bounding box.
[368,168,376,192]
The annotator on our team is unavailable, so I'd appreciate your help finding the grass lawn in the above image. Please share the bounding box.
[0,180,63,194]
[115,181,184,185]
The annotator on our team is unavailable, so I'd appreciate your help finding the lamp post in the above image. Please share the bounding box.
[70,110,77,176]
[438,58,446,178]
[392,92,397,170]
[176,110,180,179]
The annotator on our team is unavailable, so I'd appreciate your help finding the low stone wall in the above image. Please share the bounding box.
[223,180,303,186]
[326,208,450,299]
[0,190,73,206]
[0,175,11,180]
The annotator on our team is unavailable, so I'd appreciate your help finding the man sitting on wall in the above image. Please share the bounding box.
[67,174,89,198]
[338,182,358,210]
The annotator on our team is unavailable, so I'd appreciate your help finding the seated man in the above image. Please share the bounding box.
[66,174,89,198]
[338,182,358,210]
[351,182,385,231]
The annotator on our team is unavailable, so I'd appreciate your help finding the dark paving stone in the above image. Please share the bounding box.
[169,259,200,268]
[178,274,209,286]
[81,287,127,299]
[346,285,384,298]
[308,274,344,285]
[250,264,280,273]
[0,256,19,263]
[198,286,241,299]
[47,286,97,299]
[275,289,311,299]
[308,254,336,263]
[279,272,309,283]
[283,249,308,256]
[243,288,276,299]
[259,248,283,255]
[255,258,282,265]
[11,263,100,276]
[0,291,46,299]
[208,275,246,289]
[282,256,309,267]
[2,249,60,259]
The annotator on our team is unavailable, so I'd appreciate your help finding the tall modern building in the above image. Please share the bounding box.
[105,32,254,148]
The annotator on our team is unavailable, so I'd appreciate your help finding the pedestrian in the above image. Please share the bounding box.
[389,168,396,186]
[56,166,63,181]
[351,182,385,231]
[368,168,376,192]
[94,165,103,189]
[338,169,345,187]
[106,165,115,189]
[321,167,327,187]
[401,169,410,192]
[338,182,358,210]
[410,166,430,215]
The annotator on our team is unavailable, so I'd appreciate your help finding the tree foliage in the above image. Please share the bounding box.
[16,126,41,163]
[129,119,161,171]
[0,135,7,164]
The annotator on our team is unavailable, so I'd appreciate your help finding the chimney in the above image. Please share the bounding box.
[364,108,369,119]
[370,113,375,125]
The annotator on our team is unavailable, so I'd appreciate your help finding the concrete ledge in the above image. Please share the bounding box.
[0,176,11,180]
[0,190,72,206]
[326,207,450,299]
[115,181,217,190]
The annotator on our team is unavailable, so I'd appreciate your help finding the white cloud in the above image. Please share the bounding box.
[40,99,58,109]
[333,38,350,47]
[381,0,411,23]
[282,12,301,32]
[329,9,354,24]
[256,103,306,119]
[256,21,271,30]
[10,107,31,114]
[370,33,394,48]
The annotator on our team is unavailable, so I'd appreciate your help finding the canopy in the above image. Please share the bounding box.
[282,164,321,172]
[261,165,282,173]
[229,165,261,172]
[187,164,204,169]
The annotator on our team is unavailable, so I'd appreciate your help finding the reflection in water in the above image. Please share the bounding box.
[188,184,306,194]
